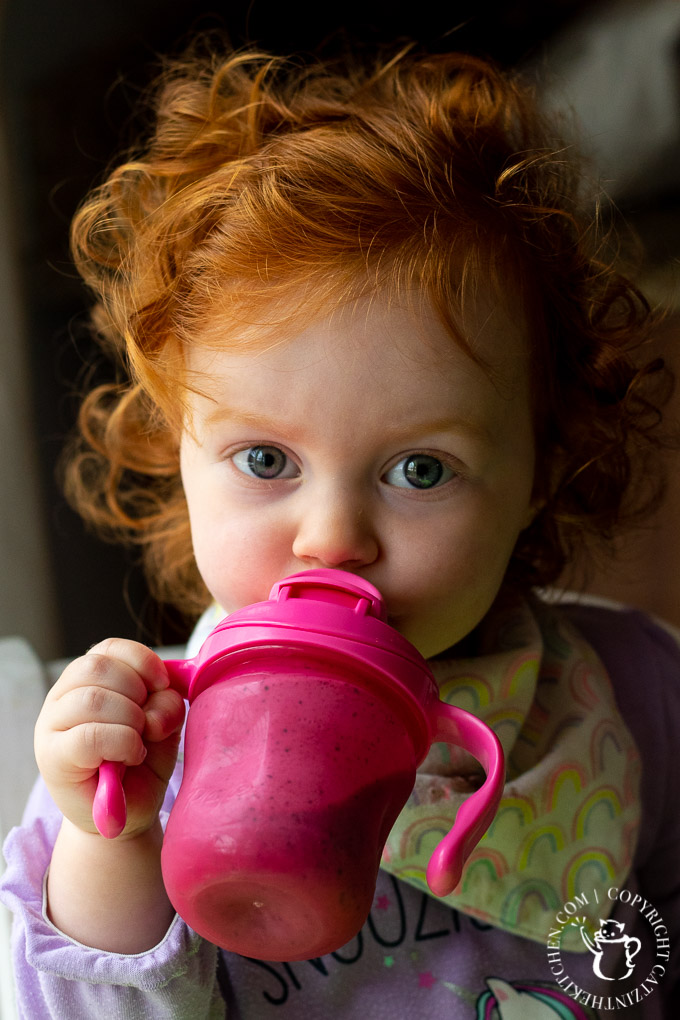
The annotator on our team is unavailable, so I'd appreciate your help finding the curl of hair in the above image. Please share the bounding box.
[64,41,673,617]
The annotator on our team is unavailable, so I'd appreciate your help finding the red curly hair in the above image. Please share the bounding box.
[64,43,670,618]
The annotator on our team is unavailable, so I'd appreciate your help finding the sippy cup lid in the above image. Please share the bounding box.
[181,569,440,754]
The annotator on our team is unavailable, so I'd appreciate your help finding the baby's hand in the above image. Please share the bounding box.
[34,639,185,838]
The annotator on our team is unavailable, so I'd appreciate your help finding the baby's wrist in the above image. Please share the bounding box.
[47,816,173,951]
[59,813,164,851]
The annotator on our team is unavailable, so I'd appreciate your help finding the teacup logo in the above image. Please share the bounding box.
[579,918,641,981]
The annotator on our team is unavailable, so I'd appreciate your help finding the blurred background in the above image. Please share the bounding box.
[0,0,679,660]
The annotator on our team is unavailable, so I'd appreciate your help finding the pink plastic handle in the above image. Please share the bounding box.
[92,660,189,839]
[92,761,127,839]
[425,703,505,897]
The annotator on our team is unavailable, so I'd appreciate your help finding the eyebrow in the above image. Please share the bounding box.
[206,408,299,432]
[380,416,492,445]
[205,408,492,445]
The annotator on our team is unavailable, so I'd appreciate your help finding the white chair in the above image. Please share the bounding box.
[0,638,49,1020]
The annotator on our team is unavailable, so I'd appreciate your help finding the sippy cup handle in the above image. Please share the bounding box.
[92,659,191,839]
[425,704,505,897]
[92,761,127,839]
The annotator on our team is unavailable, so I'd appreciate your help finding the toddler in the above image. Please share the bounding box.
[2,42,679,1018]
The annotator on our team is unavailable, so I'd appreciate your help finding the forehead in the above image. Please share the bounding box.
[187,283,530,381]
[183,288,532,450]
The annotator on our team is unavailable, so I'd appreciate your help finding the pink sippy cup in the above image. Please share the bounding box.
[93,569,504,961]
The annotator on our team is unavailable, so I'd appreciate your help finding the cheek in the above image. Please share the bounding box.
[191,516,265,610]
[400,517,521,656]
[415,495,527,604]
[187,498,294,613]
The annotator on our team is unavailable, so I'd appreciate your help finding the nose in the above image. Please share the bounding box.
[292,488,379,570]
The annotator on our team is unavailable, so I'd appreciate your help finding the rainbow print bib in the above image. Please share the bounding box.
[381,592,641,952]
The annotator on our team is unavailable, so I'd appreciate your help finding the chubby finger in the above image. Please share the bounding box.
[142,687,186,743]
[43,656,145,715]
[46,719,148,778]
[45,641,171,719]
[85,638,170,694]
[48,684,148,737]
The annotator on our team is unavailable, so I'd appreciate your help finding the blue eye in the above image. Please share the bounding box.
[232,446,299,480]
[384,454,453,490]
